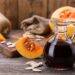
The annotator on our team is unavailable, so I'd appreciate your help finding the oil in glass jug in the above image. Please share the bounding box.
[43,20,75,70]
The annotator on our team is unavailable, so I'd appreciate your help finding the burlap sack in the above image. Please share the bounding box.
[21,15,50,35]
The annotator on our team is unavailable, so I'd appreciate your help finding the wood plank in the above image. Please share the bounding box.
[56,0,68,7]
[0,0,5,14]
[47,0,68,18]
[67,0,75,7]
[47,0,57,18]
[0,57,74,74]
[18,0,47,24]
[4,0,18,29]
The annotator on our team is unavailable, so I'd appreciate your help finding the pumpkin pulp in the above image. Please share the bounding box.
[16,37,43,59]
[49,6,75,38]
[24,37,35,52]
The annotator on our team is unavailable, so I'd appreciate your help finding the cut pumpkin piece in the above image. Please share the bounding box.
[16,37,43,59]
[51,6,75,21]
[0,33,6,42]
[49,6,75,38]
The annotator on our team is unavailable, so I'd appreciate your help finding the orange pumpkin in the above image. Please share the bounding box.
[0,33,6,42]
[16,37,43,59]
[51,6,75,21]
[49,6,75,38]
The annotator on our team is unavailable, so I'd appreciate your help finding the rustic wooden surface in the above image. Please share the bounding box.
[0,54,75,75]
[0,0,74,29]
[0,30,74,75]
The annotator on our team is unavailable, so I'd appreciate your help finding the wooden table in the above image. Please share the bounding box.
[0,30,75,75]
[0,55,75,75]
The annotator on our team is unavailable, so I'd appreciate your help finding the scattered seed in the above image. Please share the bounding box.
[25,61,37,65]
[23,32,35,38]
[35,39,42,41]
[35,35,44,39]
[6,42,12,45]
[7,42,16,48]
[25,67,33,70]
[25,61,43,72]
[7,44,15,48]
[32,68,42,72]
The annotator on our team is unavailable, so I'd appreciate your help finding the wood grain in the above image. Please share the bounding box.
[47,0,68,18]
[47,0,56,18]
[67,0,75,7]
[0,57,74,74]
[0,0,18,29]
[0,0,74,29]
[5,0,18,29]
[18,0,47,23]
[0,0,5,14]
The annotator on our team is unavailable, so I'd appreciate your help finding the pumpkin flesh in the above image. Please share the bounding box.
[49,6,75,38]
[0,33,6,42]
[16,37,43,59]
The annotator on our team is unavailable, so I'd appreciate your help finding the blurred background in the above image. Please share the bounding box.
[0,0,74,29]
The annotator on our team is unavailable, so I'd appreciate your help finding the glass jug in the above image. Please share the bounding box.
[43,19,75,70]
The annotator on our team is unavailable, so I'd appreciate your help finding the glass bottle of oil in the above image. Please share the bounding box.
[43,20,75,70]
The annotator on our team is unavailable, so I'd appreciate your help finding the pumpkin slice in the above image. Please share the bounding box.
[51,6,75,21]
[0,33,6,42]
[16,37,43,59]
[49,6,75,38]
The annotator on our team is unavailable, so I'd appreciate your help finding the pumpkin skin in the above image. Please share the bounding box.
[0,13,11,37]
[16,37,43,59]
[49,6,75,38]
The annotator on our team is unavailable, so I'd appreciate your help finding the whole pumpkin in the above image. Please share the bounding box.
[49,6,75,38]
[0,13,11,37]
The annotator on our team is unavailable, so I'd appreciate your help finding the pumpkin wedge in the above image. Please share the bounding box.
[49,6,75,38]
[51,6,75,21]
[16,37,43,59]
[0,33,6,42]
